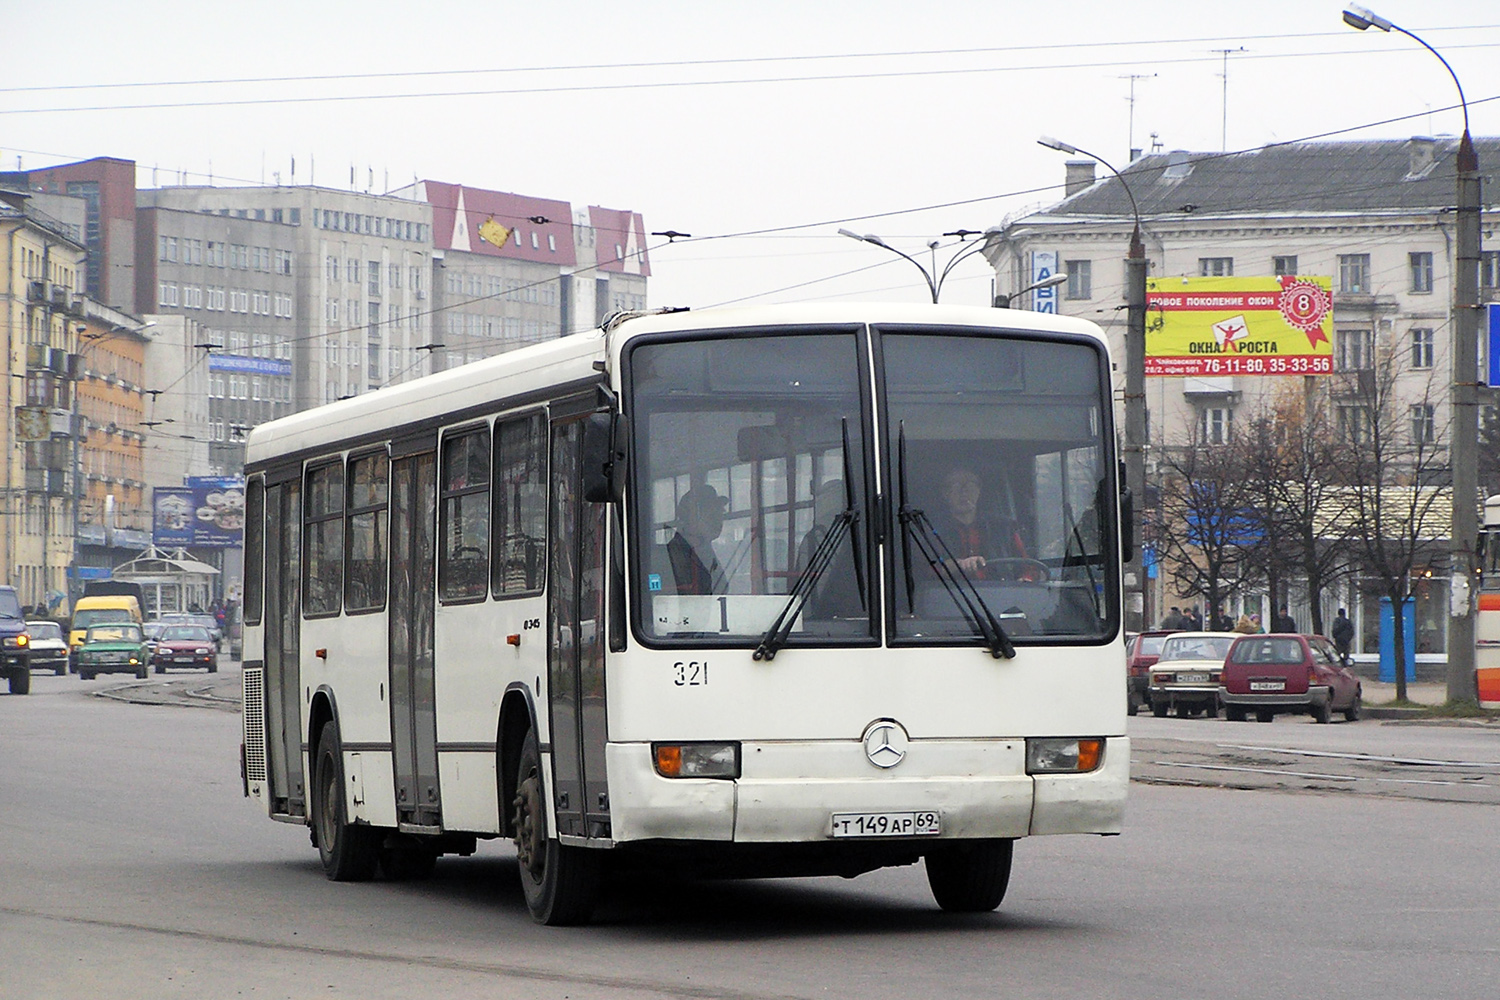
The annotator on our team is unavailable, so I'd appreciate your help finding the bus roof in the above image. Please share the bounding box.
[245,303,1110,468]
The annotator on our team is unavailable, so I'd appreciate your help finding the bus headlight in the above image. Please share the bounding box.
[653,742,740,779]
[1026,738,1104,774]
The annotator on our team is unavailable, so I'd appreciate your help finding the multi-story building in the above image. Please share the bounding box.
[73,301,153,583]
[0,157,138,311]
[988,135,1500,663]
[141,185,435,411]
[394,181,648,370]
[134,205,298,474]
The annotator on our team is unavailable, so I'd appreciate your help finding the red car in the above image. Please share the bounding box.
[1126,630,1177,715]
[151,624,219,674]
[1219,633,1361,724]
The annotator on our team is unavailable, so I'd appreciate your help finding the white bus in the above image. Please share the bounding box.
[241,303,1129,924]
[1478,495,1500,708]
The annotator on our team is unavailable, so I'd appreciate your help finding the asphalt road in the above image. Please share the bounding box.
[2,665,1497,999]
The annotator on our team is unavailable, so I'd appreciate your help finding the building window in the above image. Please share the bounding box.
[1410,403,1435,444]
[1482,251,1500,290]
[1411,328,1435,369]
[1409,251,1434,293]
[368,260,381,296]
[1064,260,1092,299]
[1199,257,1233,277]
[1336,329,1373,371]
[1338,404,1371,444]
[1201,406,1233,444]
[1273,255,1298,276]
[1338,253,1371,294]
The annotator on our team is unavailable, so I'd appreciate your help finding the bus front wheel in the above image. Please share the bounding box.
[512,730,601,925]
[312,720,379,882]
[925,838,1014,912]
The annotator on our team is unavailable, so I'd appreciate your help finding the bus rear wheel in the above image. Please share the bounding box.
[312,720,379,881]
[512,730,601,925]
[925,838,1014,912]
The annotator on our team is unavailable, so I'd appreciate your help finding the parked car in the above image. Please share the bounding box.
[156,613,222,651]
[75,623,151,681]
[1127,630,1178,715]
[152,624,218,674]
[0,586,30,694]
[1148,632,1238,718]
[25,621,68,675]
[1220,633,1362,724]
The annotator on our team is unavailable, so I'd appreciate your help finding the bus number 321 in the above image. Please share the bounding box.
[674,661,708,686]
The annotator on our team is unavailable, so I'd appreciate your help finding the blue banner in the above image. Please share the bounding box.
[1488,303,1500,387]
[209,354,292,377]
[153,477,246,548]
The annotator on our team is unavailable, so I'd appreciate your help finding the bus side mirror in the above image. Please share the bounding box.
[1119,486,1136,562]
[582,411,628,503]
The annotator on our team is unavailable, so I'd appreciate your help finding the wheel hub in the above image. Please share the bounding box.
[513,770,545,877]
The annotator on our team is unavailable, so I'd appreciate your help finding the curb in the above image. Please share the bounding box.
[1360,705,1430,720]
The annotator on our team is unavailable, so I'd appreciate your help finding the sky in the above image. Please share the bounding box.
[5,1,1500,313]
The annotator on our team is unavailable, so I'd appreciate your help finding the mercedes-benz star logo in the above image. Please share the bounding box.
[862,718,909,769]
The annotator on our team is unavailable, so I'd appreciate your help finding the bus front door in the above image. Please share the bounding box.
[548,417,610,840]
[263,479,305,818]
[389,450,441,830]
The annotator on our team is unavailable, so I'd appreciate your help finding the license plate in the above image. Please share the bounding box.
[1250,679,1286,691]
[175,656,195,663]
[1178,672,1209,684]
[831,811,941,838]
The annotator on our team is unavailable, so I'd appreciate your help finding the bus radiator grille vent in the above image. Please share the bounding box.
[243,668,268,784]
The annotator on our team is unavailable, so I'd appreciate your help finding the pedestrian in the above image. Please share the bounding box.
[1250,613,1264,633]
[1186,605,1204,631]
[1213,606,1233,631]
[1272,604,1297,634]
[1160,606,1185,630]
[1233,614,1258,634]
[1331,608,1355,665]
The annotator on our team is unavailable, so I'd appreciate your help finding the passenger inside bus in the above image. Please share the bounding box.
[928,465,1039,582]
[794,478,863,618]
[660,485,728,595]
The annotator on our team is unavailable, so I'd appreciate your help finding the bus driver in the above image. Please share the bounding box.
[663,485,728,595]
[932,466,1030,581]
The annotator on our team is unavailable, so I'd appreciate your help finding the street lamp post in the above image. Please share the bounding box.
[837,228,1001,303]
[1345,4,1479,702]
[1040,136,1149,631]
[993,271,1070,309]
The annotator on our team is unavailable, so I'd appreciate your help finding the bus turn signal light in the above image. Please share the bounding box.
[1026,737,1105,774]
[652,742,740,779]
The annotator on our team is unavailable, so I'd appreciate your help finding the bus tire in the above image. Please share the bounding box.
[512,730,601,925]
[925,838,1014,912]
[312,720,379,882]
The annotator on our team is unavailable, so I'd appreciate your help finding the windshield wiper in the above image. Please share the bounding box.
[896,421,1015,659]
[754,419,865,661]
[1062,497,1101,619]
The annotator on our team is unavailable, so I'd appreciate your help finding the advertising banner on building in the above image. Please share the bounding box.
[1145,275,1333,377]
[153,477,246,548]
[1030,251,1059,313]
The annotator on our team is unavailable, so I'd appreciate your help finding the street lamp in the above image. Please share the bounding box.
[837,227,1001,303]
[1345,4,1479,703]
[993,270,1070,309]
[1039,135,1149,631]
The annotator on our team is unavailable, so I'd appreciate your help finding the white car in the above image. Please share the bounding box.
[25,620,69,675]
[1147,631,1239,719]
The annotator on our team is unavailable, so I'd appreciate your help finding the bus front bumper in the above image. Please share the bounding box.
[604,736,1127,844]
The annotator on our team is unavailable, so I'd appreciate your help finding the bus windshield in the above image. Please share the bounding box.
[626,324,1117,649]
[628,330,871,645]
[881,328,1113,643]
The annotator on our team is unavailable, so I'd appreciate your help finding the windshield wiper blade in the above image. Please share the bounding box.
[896,422,1015,660]
[754,419,863,661]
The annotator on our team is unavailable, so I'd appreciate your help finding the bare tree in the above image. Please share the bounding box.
[1239,385,1360,635]
[1331,340,1449,703]
[1154,424,1261,631]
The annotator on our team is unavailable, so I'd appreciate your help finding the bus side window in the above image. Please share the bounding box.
[493,413,547,597]
[244,477,264,625]
[345,452,389,613]
[304,460,345,618]
[440,427,491,602]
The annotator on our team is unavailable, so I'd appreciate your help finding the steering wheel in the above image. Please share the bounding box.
[986,558,1050,583]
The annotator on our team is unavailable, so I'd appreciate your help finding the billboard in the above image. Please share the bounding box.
[153,476,246,548]
[1145,275,1333,377]
[1030,251,1059,313]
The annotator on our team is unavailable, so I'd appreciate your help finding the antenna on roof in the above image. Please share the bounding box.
[1212,47,1247,152]
[1120,73,1156,162]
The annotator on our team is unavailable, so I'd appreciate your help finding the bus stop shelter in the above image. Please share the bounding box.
[109,547,220,617]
